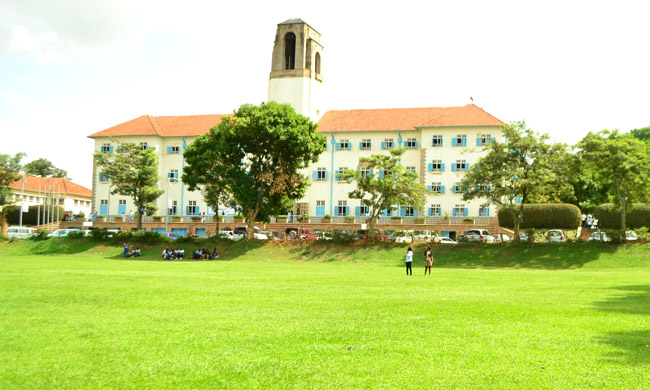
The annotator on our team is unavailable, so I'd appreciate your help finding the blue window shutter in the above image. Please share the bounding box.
[452,138,457,146]
[324,171,327,180]
[441,163,445,172]
[196,206,200,215]
[398,137,403,144]
[413,210,418,217]
[347,143,352,151]
[355,206,360,217]
[167,146,172,154]
[452,209,457,217]
[491,137,496,144]
[186,206,190,215]
[486,208,490,217]
[359,142,363,150]
[466,163,470,170]
[400,207,406,217]
[429,208,433,216]
[414,141,418,148]
[464,208,468,217]
[369,169,373,177]
[451,164,456,172]
[335,170,340,180]
[440,186,445,194]
[476,138,482,146]
[462,138,467,146]
[382,208,387,217]
[379,171,384,180]
[427,185,432,191]
[335,143,341,151]
[312,171,318,181]
[452,186,456,194]
[428,163,433,172]
[345,206,350,216]
[108,146,114,153]
[392,173,397,179]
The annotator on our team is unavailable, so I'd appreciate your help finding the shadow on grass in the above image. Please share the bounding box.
[593,285,650,366]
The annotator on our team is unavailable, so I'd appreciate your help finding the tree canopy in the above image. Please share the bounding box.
[460,122,570,241]
[577,130,650,232]
[23,158,69,179]
[183,102,325,239]
[94,141,163,229]
[0,153,25,236]
[340,148,428,239]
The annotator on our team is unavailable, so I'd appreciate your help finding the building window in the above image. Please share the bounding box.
[359,205,369,216]
[74,199,78,206]
[99,172,109,182]
[169,146,180,154]
[479,204,490,217]
[338,139,350,151]
[360,168,371,179]
[429,160,442,172]
[406,166,416,174]
[453,135,467,147]
[480,134,493,146]
[430,182,441,194]
[337,200,348,217]
[100,199,108,205]
[429,204,441,217]
[315,52,321,75]
[360,139,371,150]
[316,168,326,181]
[432,135,443,147]
[454,160,468,171]
[336,167,348,181]
[140,142,148,150]
[453,182,462,194]
[101,144,112,153]
[187,200,197,215]
[405,138,417,149]
[404,206,414,217]
[169,170,179,179]
[453,204,466,217]
[170,200,177,215]
[284,32,296,70]
[317,200,325,206]
[119,199,126,205]
[382,138,394,150]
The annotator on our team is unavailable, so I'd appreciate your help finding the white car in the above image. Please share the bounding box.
[625,231,638,241]
[48,229,71,237]
[546,230,567,243]
[438,237,457,244]
[231,226,268,241]
[588,232,610,242]
[465,229,495,243]
[394,235,411,243]
[7,226,36,239]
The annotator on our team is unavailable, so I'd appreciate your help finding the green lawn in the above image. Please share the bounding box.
[0,239,649,389]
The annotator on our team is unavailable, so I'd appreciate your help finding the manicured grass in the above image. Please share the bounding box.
[0,240,649,389]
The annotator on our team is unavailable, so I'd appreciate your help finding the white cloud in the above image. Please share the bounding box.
[8,25,65,62]
[2,90,21,102]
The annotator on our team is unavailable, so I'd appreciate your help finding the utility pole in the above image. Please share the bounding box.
[18,176,26,230]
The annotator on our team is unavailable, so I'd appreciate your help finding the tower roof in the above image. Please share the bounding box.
[278,18,319,34]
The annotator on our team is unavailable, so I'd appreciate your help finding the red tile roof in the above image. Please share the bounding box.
[317,104,504,132]
[88,114,228,138]
[9,175,92,197]
[88,105,503,137]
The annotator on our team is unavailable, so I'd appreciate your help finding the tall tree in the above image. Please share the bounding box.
[460,122,569,241]
[94,141,164,229]
[183,102,325,240]
[23,158,69,179]
[340,148,428,239]
[183,133,234,234]
[577,130,650,232]
[0,153,25,236]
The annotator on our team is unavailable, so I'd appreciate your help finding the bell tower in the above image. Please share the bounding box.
[268,19,324,121]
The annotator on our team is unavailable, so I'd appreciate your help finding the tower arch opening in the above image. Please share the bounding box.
[284,32,296,70]
[315,52,321,76]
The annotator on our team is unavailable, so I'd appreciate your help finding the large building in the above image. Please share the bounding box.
[8,175,92,218]
[89,19,503,223]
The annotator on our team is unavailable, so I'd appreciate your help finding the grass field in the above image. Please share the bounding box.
[0,239,649,389]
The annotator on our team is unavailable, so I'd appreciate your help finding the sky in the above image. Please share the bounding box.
[1,0,649,188]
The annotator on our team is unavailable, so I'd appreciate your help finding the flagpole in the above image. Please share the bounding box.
[37,185,41,228]
[19,176,25,230]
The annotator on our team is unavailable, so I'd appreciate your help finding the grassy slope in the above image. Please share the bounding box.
[0,240,648,389]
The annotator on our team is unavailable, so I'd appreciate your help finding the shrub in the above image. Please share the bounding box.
[233,214,245,219]
[390,216,402,220]
[414,217,426,222]
[323,214,331,219]
[4,205,65,225]
[498,204,581,229]
[601,229,626,244]
[217,215,224,219]
[463,217,474,222]
[114,216,123,221]
[89,228,111,241]
[66,230,85,239]
[29,229,50,241]
[332,230,356,242]
[593,203,650,229]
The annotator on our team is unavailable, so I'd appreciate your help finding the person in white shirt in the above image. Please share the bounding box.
[405,247,413,276]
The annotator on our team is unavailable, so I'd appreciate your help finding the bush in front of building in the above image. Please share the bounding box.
[498,204,581,229]
[593,203,650,229]
[4,205,65,225]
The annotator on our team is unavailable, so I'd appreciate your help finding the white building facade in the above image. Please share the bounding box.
[88,19,504,222]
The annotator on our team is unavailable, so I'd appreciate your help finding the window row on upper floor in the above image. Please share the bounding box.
[325,200,491,218]
[324,134,497,152]
[311,160,474,181]
[98,143,182,154]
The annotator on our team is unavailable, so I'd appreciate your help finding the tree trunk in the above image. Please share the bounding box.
[137,213,143,230]
[621,198,627,233]
[246,211,256,240]
[215,202,220,235]
[513,204,524,242]
[0,214,8,238]
[369,214,377,240]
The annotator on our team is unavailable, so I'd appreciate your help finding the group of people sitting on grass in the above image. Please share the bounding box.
[125,247,141,258]
[162,248,185,260]
[192,248,219,260]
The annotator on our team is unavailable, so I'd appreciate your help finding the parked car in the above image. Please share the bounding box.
[589,232,611,242]
[625,231,638,241]
[438,237,458,245]
[218,231,234,239]
[7,226,36,239]
[464,229,495,243]
[546,230,567,243]
[518,233,529,242]
[48,229,71,238]
[232,226,268,240]
[493,233,510,243]
[161,232,180,240]
[285,227,318,240]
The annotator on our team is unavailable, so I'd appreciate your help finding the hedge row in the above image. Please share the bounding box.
[3,205,65,225]
[593,203,650,229]
[498,204,581,229]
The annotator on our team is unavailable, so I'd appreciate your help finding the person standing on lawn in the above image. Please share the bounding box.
[123,242,129,258]
[424,245,433,275]
[405,247,413,276]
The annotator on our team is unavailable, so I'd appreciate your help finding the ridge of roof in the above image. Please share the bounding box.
[89,114,227,138]
[8,175,92,197]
